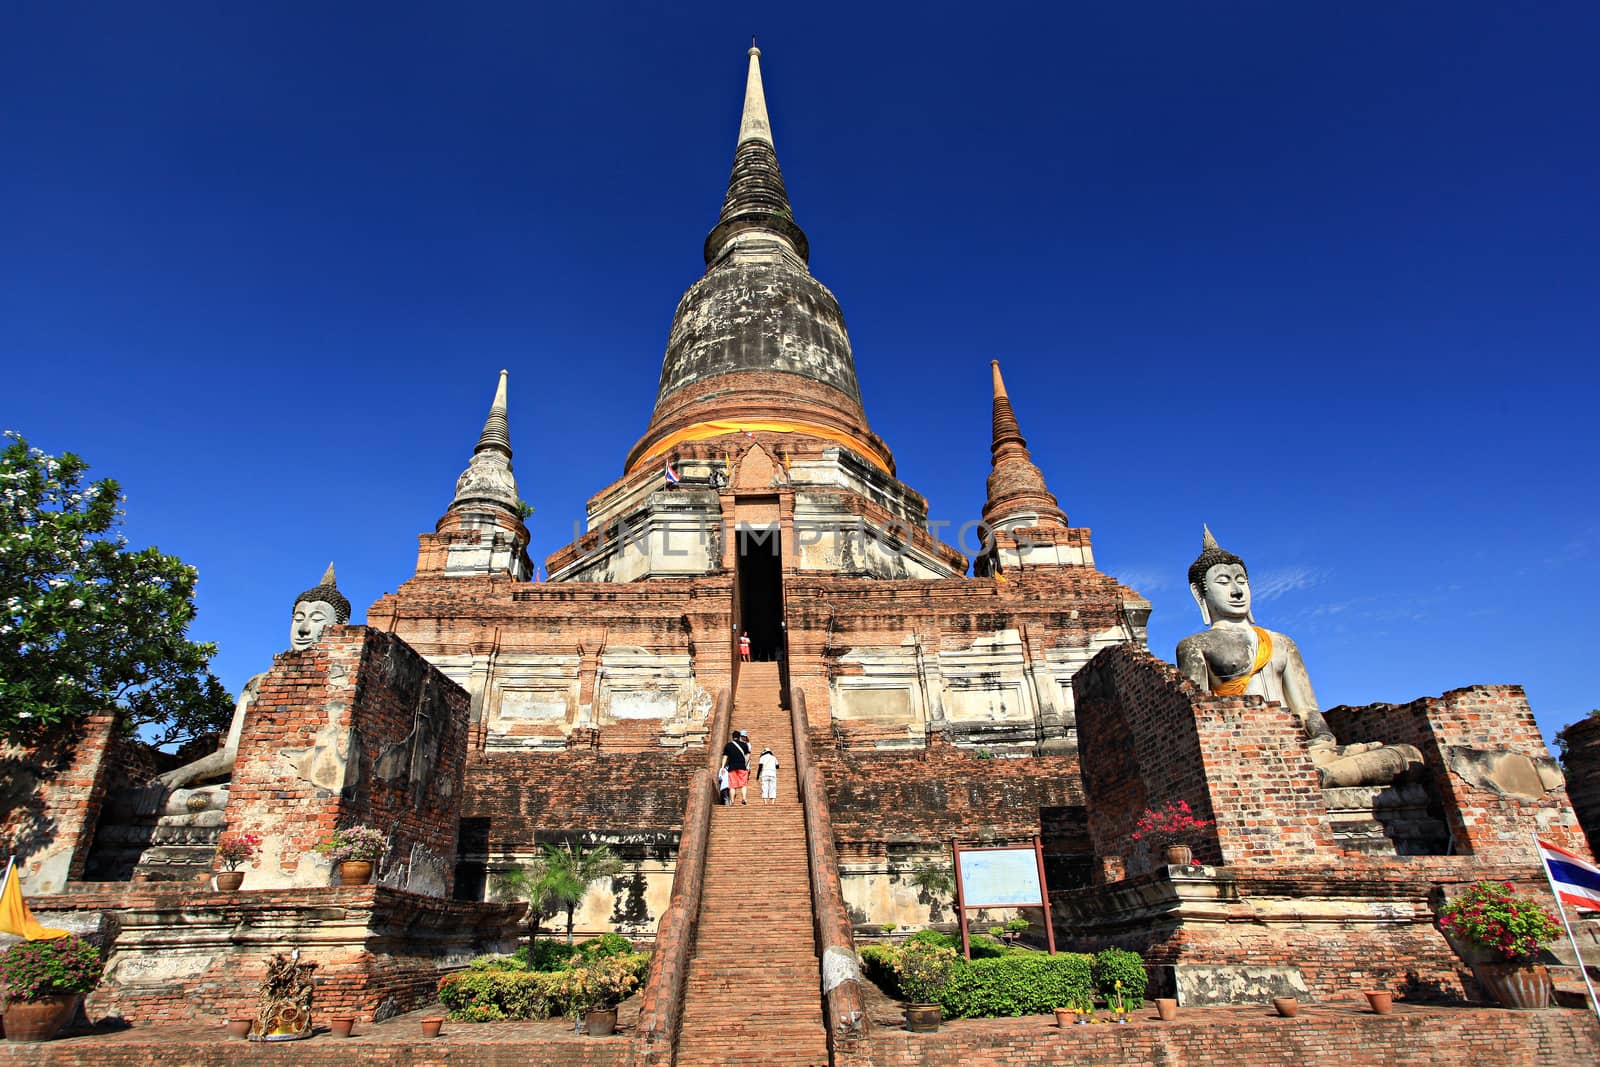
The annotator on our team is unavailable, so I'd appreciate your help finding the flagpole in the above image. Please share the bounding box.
[1534,835,1600,1021]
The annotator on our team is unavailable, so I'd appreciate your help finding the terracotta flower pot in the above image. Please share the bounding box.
[420,1016,444,1038]
[216,871,245,892]
[1272,997,1299,1018]
[2,995,78,1042]
[1472,962,1552,1009]
[1364,990,1393,1015]
[1053,1007,1074,1028]
[338,861,373,886]
[226,1017,253,1039]
[904,1003,942,1032]
[1164,844,1194,866]
[584,1007,617,1036]
[1156,997,1178,1020]
[329,1016,355,1038]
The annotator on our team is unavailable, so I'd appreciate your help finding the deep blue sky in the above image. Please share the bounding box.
[4,4,1596,749]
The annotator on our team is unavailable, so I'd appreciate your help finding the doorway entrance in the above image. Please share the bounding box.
[736,524,784,662]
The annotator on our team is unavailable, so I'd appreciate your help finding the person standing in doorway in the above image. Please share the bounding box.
[739,631,752,661]
[721,730,751,806]
[757,746,780,803]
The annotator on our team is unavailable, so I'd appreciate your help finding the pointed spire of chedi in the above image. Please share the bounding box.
[626,43,893,477]
[449,370,521,515]
[473,368,511,457]
[982,360,1067,531]
[702,43,809,265]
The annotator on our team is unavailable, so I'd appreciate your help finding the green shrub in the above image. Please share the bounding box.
[466,953,525,972]
[525,938,580,972]
[939,953,1094,1018]
[1091,948,1148,1006]
[892,941,958,1003]
[0,936,103,1000]
[438,970,558,1020]
[967,933,1006,959]
[906,929,957,950]
[573,933,634,961]
[456,1003,508,1022]
[859,944,900,995]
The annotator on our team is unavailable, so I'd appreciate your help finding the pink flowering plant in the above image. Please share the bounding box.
[315,825,388,864]
[1436,881,1560,962]
[0,935,103,1002]
[1131,800,1213,847]
[215,832,261,872]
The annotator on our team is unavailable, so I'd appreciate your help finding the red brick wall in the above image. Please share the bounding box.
[867,1007,1599,1066]
[1073,645,1334,874]
[1,713,118,893]
[32,885,524,1023]
[227,628,470,890]
[1326,687,1593,864]
[814,733,1084,849]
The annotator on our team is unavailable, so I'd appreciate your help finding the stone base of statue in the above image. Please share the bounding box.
[1061,644,1596,1003]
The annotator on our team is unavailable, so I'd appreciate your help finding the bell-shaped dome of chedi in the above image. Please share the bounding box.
[626,45,893,478]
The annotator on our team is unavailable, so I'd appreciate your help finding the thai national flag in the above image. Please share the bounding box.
[1537,838,1600,912]
[664,459,680,485]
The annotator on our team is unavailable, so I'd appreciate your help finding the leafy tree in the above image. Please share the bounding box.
[494,854,584,958]
[0,432,232,745]
[537,840,625,945]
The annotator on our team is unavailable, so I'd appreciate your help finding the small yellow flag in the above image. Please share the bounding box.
[0,858,70,940]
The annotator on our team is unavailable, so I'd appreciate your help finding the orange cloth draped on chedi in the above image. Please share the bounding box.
[1210,627,1274,696]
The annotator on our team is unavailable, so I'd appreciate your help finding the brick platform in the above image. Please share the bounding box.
[3,999,1595,1067]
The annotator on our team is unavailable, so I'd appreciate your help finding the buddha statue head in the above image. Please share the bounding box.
[1187,525,1253,626]
[290,562,351,651]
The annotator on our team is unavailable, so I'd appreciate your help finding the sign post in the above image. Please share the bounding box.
[950,836,1056,958]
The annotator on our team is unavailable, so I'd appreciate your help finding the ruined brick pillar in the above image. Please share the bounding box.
[226,627,470,895]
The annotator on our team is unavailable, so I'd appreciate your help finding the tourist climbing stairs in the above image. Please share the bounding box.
[674,661,831,1067]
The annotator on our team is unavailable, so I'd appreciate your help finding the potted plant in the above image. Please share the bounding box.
[315,825,388,885]
[1132,799,1213,866]
[0,935,103,1042]
[215,832,261,891]
[893,939,956,1032]
[1436,880,1562,1008]
[556,953,641,1036]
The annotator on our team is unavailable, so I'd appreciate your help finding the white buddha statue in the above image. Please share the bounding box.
[1175,528,1421,789]
[153,563,350,793]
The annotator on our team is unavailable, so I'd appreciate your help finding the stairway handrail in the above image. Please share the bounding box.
[790,685,871,1059]
[634,685,732,1063]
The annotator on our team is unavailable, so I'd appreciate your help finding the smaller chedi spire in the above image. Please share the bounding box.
[981,360,1067,532]
[473,368,511,457]
[449,370,521,516]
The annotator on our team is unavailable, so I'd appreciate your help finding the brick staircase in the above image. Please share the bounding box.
[674,661,830,1067]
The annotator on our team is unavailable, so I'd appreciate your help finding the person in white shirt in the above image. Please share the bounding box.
[757,747,780,803]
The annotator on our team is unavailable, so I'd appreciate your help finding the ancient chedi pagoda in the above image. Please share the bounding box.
[4,41,1597,1067]
[367,41,1148,921]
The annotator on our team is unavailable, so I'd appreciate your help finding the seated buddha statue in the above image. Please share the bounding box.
[153,563,351,796]
[1175,528,1421,789]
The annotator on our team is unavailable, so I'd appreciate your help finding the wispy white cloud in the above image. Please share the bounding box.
[1110,567,1174,593]
[1250,565,1323,602]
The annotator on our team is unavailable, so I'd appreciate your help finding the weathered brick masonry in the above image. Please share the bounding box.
[32,886,522,1023]
[1561,713,1600,854]
[227,626,471,894]
[1,714,119,893]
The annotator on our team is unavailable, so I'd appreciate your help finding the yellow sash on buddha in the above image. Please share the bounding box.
[1211,627,1273,696]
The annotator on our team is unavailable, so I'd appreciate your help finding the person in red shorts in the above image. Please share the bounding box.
[720,730,751,805]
